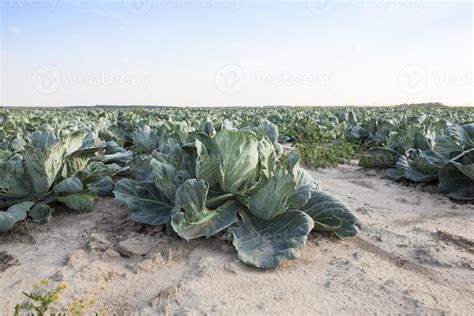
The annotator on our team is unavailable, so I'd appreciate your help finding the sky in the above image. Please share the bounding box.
[0,0,472,107]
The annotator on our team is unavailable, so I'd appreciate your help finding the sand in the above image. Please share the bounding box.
[0,163,473,315]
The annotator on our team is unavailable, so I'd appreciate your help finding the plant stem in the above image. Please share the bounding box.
[206,193,236,209]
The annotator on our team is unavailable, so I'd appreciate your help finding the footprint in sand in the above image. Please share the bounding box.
[395,197,421,205]
[349,180,376,190]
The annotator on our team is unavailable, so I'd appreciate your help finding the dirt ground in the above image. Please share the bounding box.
[1,163,473,315]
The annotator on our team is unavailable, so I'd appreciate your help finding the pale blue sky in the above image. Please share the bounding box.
[1,0,472,106]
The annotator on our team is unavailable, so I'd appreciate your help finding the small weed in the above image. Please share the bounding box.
[14,280,67,316]
[70,298,96,316]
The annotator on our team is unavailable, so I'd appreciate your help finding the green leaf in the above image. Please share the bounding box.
[0,113,6,124]
[128,155,153,181]
[0,159,31,199]
[436,135,464,159]
[256,120,279,143]
[77,161,111,184]
[438,149,474,200]
[386,150,445,183]
[150,158,181,202]
[53,177,84,193]
[172,200,240,241]
[288,184,313,209]
[171,179,242,240]
[301,190,359,237]
[153,144,196,176]
[171,180,240,240]
[230,210,314,269]
[359,147,401,168]
[285,152,301,173]
[114,179,172,225]
[23,144,65,195]
[11,138,26,152]
[28,132,57,152]
[0,201,34,232]
[29,203,54,224]
[248,173,296,220]
[257,138,277,178]
[64,147,105,177]
[285,153,319,189]
[62,132,85,156]
[202,121,216,137]
[87,176,113,196]
[58,192,96,212]
[214,130,260,194]
[174,179,208,221]
[102,151,133,164]
[436,124,474,158]
[131,125,158,153]
[196,155,223,186]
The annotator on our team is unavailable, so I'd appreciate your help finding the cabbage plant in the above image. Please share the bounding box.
[0,132,112,232]
[359,123,474,200]
[386,149,446,183]
[115,121,359,269]
[438,148,474,200]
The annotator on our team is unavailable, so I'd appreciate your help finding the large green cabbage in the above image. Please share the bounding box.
[115,122,360,269]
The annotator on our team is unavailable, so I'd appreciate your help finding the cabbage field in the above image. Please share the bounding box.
[0,105,473,271]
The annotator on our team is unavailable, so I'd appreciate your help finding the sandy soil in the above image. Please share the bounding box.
[0,163,473,315]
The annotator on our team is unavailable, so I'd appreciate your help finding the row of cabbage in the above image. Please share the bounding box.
[0,109,361,269]
[0,106,472,268]
[345,110,473,200]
